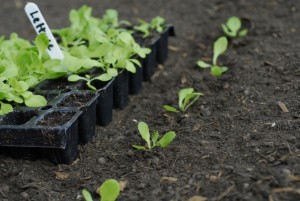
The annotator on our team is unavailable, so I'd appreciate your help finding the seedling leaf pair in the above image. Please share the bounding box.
[133,122,176,150]
[164,88,203,113]
[197,36,228,76]
[222,16,248,38]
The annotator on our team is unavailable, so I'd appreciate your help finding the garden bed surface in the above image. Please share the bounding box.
[0,0,299,200]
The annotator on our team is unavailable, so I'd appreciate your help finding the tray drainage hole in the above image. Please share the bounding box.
[41,105,52,110]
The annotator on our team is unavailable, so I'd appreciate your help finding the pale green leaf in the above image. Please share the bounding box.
[132,145,147,150]
[178,88,194,109]
[129,59,141,67]
[220,66,228,73]
[152,130,159,147]
[34,33,49,58]
[125,60,136,73]
[95,73,113,82]
[68,74,85,82]
[158,131,176,148]
[226,16,241,36]
[196,60,212,68]
[0,102,13,115]
[211,66,223,77]
[99,179,120,201]
[82,189,93,201]
[0,60,18,78]
[10,79,29,92]
[181,93,202,112]
[8,93,23,103]
[107,68,118,77]
[238,29,248,37]
[221,24,232,37]
[24,94,47,107]
[118,32,133,45]
[163,105,179,113]
[213,37,228,65]
[138,122,151,149]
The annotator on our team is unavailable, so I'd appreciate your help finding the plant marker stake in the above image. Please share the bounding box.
[25,2,64,60]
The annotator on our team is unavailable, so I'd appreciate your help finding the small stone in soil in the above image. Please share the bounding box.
[152,157,160,165]
[20,191,29,199]
[137,183,146,189]
[126,150,135,156]
[98,157,106,165]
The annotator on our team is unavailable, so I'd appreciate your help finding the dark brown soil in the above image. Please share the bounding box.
[0,0,300,201]
[58,93,95,108]
[37,111,76,127]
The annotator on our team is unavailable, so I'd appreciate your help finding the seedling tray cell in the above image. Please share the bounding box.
[87,78,114,126]
[129,59,143,95]
[35,77,82,93]
[157,24,175,64]
[0,108,82,164]
[113,69,129,109]
[57,91,99,144]
[143,37,159,81]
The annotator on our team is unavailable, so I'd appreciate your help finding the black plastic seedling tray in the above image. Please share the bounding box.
[143,36,159,81]
[0,25,175,164]
[0,108,82,164]
[114,69,129,109]
[157,24,176,64]
[56,91,99,144]
[129,64,143,95]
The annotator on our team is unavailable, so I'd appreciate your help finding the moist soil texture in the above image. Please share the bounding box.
[0,0,300,201]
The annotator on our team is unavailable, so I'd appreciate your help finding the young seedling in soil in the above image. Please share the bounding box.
[164,88,203,113]
[82,179,120,201]
[132,122,176,150]
[222,16,248,38]
[197,36,229,76]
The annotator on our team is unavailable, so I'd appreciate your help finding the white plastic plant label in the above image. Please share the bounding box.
[25,2,64,60]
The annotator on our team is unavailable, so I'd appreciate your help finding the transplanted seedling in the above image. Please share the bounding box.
[132,122,176,150]
[164,88,203,113]
[197,36,228,76]
[134,16,166,38]
[222,16,248,38]
[68,68,118,90]
[82,179,120,201]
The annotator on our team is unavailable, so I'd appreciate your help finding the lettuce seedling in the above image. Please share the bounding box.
[197,36,228,77]
[0,33,61,115]
[68,68,117,90]
[82,179,120,201]
[222,16,248,38]
[164,87,203,113]
[99,179,120,201]
[53,6,150,86]
[134,16,166,38]
[132,122,176,150]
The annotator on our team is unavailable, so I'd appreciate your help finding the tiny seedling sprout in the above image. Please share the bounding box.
[164,87,203,113]
[132,122,176,150]
[222,16,248,38]
[197,36,229,77]
[82,179,120,201]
